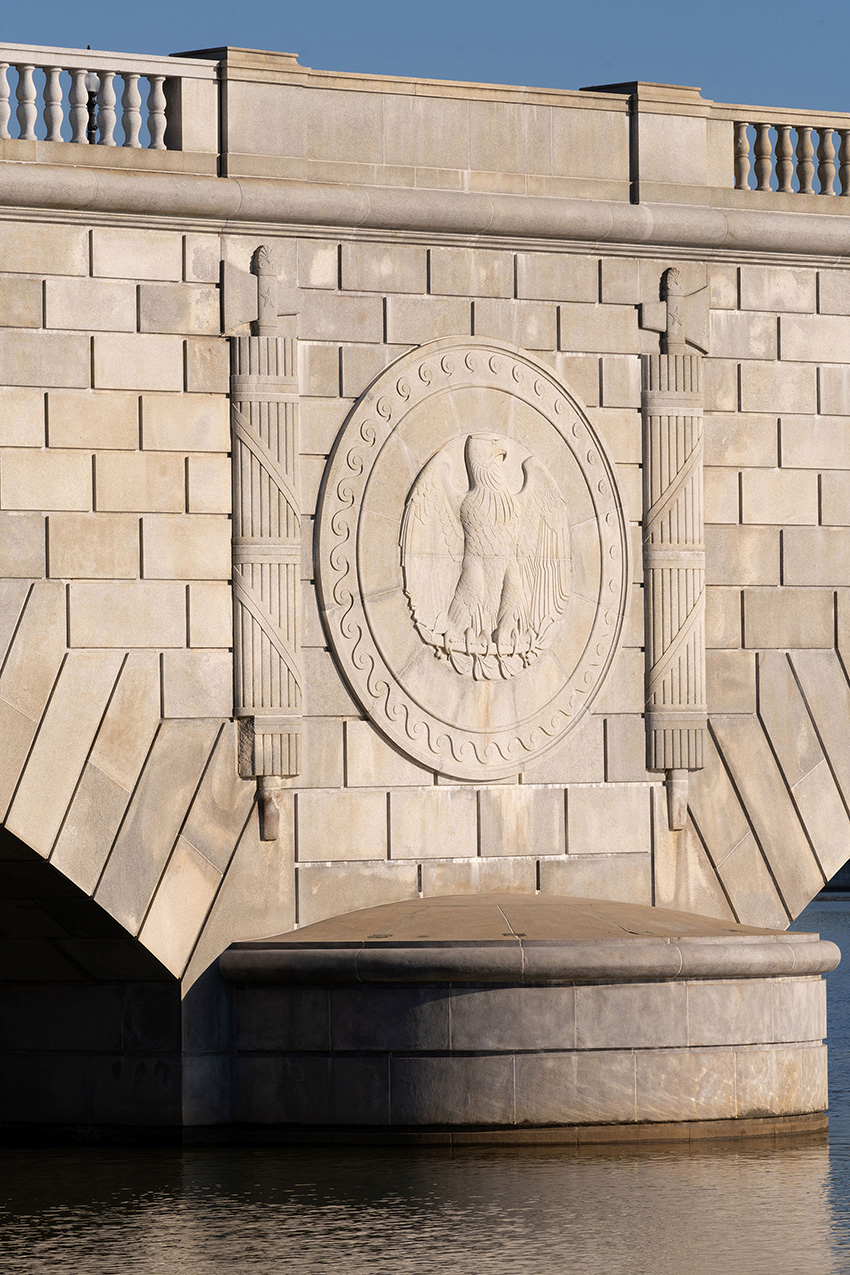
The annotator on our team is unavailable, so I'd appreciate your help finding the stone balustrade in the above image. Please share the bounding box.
[727,114,850,194]
[0,42,216,150]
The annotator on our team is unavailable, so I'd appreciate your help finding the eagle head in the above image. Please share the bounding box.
[464,434,508,488]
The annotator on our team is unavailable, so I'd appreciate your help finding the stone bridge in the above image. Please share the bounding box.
[0,42,847,1135]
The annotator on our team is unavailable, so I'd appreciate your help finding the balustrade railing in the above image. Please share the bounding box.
[0,43,216,150]
[730,117,850,195]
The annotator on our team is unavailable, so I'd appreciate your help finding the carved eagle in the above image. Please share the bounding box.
[400,434,571,675]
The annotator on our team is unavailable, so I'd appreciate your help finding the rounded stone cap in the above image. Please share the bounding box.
[219,894,841,985]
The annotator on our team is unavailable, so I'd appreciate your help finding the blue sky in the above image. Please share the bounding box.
[2,0,846,114]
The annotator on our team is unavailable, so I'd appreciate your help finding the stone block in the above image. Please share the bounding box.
[138,836,222,976]
[554,354,600,408]
[141,394,229,452]
[0,513,45,577]
[183,233,221,284]
[0,582,33,671]
[705,527,779,585]
[0,581,65,724]
[593,646,644,714]
[818,366,850,416]
[185,337,229,393]
[782,416,850,470]
[739,362,817,414]
[340,344,396,397]
[576,981,688,1050]
[295,717,344,788]
[296,860,418,927]
[300,455,326,514]
[68,580,186,647]
[567,783,651,854]
[390,788,477,859]
[0,275,42,328]
[142,515,231,580]
[744,589,834,648]
[187,455,230,514]
[773,978,827,1043]
[756,651,822,788]
[89,650,161,792]
[298,240,339,290]
[138,283,220,336]
[91,227,183,281]
[1,449,91,511]
[479,786,565,857]
[188,582,232,648]
[515,1050,637,1126]
[600,355,641,408]
[821,472,850,524]
[706,649,756,712]
[710,311,777,360]
[299,344,340,398]
[48,512,138,579]
[330,986,450,1051]
[300,398,353,455]
[345,720,431,786]
[300,292,384,343]
[301,647,360,715]
[0,700,37,820]
[703,360,738,412]
[390,1053,514,1126]
[0,388,44,448]
[558,303,639,354]
[593,408,641,461]
[706,587,742,648]
[385,295,471,344]
[161,649,233,718]
[233,986,330,1052]
[704,467,739,523]
[449,985,575,1051]
[517,252,597,302]
[96,451,184,514]
[783,528,850,586]
[181,724,254,873]
[472,298,556,350]
[49,761,132,894]
[739,265,816,314]
[741,469,818,525]
[420,856,536,895]
[297,788,388,861]
[792,758,850,880]
[599,258,641,305]
[0,223,86,277]
[708,263,738,310]
[704,413,777,467]
[430,247,513,298]
[468,98,551,174]
[44,278,136,333]
[818,270,850,316]
[341,242,426,294]
[780,313,850,364]
[635,1047,736,1121]
[604,715,653,783]
[0,331,89,389]
[93,334,183,393]
[47,390,139,451]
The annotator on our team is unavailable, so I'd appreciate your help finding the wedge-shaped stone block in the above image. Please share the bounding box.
[0,276,42,328]
[744,588,833,649]
[741,469,818,525]
[0,332,89,389]
[89,650,161,791]
[188,581,232,648]
[340,242,426,294]
[479,786,565,857]
[704,413,777,468]
[94,334,183,392]
[780,313,850,363]
[0,581,64,724]
[141,393,229,452]
[567,784,650,854]
[6,648,123,857]
[300,292,384,344]
[161,649,233,718]
[0,581,31,671]
[185,338,229,393]
[473,299,556,350]
[138,283,220,336]
[68,580,186,647]
[0,388,44,448]
[95,718,219,934]
[0,513,45,577]
[739,266,816,314]
[91,228,183,281]
[431,247,512,298]
[298,789,388,861]
[296,860,418,928]
[181,723,254,873]
[739,362,816,414]
[420,856,536,896]
[757,652,822,787]
[345,720,430,787]
[558,303,638,354]
[142,515,231,580]
[0,700,37,821]
[44,279,136,333]
[48,512,138,579]
[705,527,779,586]
[783,527,850,586]
[538,852,651,903]
[1,449,91,512]
[715,832,788,930]
[792,759,850,880]
[390,788,477,859]
[50,761,135,894]
[385,295,471,344]
[48,391,138,451]
[138,836,222,976]
[710,311,777,360]
[791,650,850,817]
[576,981,688,1050]
[517,252,597,302]
[96,452,184,514]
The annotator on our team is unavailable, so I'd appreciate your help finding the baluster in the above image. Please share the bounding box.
[818,127,836,194]
[734,121,751,189]
[121,73,141,147]
[0,64,10,140]
[69,69,88,142]
[839,130,850,195]
[775,124,794,192]
[15,65,36,141]
[147,75,166,149]
[754,122,773,191]
[43,67,63,142]
[97,71,116,145]
[796,125,815,193]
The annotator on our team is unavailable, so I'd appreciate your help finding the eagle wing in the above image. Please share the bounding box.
[517,458,571,633]
[399,453,464,634]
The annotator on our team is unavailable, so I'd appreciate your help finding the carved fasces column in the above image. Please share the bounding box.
[642,267,706,830]
[231,246,301,840]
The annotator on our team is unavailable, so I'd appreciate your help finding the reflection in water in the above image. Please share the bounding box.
[0,900,847,1275]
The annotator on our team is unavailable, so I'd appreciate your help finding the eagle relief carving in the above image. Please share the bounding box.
[400,435,571,680]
